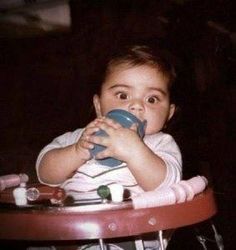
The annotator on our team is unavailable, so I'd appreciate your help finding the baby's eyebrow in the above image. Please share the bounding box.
[108,84,130,89]
[148,87,167,96]
[108,84,167,96]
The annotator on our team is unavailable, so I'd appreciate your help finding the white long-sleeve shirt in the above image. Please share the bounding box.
[36,129,182,200]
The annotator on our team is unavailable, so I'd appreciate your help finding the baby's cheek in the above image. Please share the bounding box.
[145,119,163,134]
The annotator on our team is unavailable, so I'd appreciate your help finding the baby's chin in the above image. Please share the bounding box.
[144,128,162,136]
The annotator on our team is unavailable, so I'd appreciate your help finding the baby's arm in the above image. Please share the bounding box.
[88,117,181,191]
[124,142,167,191]
[37,119,101,185]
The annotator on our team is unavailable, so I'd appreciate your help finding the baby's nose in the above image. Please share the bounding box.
[129,100,144,114]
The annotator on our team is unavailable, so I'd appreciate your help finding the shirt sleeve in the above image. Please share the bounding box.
[144,132,182,189]
[35,128,84,185]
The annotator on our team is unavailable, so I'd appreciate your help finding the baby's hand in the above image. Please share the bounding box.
[75,118,101,161]
[89,117,143,162]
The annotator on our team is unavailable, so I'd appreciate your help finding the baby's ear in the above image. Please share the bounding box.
[168,104,176,121]
[93,94,102,117]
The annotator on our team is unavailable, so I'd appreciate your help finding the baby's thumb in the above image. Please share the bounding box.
[130,123,138,132]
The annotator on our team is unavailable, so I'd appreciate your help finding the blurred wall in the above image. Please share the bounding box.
[0,1,235,247]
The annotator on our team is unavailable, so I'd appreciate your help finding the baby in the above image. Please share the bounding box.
[36,45,182,249]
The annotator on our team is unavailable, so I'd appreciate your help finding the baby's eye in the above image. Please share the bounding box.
[116,92,128,100]
[147,96,159,104]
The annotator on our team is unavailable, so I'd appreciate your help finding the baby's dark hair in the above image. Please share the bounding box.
[98,45,177,95]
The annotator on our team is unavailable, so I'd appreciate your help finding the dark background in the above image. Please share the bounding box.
[0,0,235,249]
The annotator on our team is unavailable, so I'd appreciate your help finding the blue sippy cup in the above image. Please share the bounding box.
[90,109,146,167]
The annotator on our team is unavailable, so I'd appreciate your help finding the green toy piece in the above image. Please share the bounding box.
[97,185,110,200]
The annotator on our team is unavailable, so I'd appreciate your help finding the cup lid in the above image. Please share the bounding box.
[106,109,146,137]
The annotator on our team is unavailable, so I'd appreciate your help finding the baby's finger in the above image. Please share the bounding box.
[102,117,122,129]
[83,126,100,136]
[79,137,94,150]
[86,117,104,129]
[95,121,117,136]
[88,133,108,147]
[130,123,138,132]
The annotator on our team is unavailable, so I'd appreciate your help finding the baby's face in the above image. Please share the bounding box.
[94,64,175,135]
